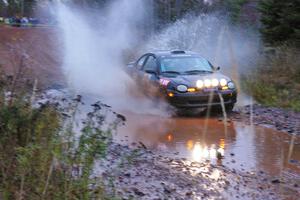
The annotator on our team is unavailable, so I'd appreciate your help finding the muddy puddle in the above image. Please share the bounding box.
[116,113,300,179]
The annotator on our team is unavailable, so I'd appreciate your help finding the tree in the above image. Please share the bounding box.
[0,0,39,16]
[223,0,248,23]
[153,0,220,26]
[259,0,300,46]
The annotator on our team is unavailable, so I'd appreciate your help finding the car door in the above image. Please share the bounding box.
[133,54,148,83]
[141,55,160,96]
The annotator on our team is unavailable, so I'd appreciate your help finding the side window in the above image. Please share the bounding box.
[143,56,157,72]
[136,55,147,70]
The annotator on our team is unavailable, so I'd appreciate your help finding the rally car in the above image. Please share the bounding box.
[127,50,237,112]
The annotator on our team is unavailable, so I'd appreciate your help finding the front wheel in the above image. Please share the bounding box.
[174,108,206,117]
[225,103,234,113]
[212,103,235,114]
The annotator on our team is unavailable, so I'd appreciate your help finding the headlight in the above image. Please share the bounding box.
[196,80,204,88]
[204,79,212,87]
[211,79,219,87]
[220,78,227,87]
[227,81,235,89]
[177,85,188,92]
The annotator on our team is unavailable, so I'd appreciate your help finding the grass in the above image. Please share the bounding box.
[0,65,124,199]
[243,46,300,111]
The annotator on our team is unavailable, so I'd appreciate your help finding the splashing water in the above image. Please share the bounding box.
[54,1,169,115]
[217,93,229,143]
[52,1,261,115]
[145,14,261,106]
[56,1,142,96]
[146,14,260,71]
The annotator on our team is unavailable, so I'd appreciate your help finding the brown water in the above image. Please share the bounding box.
[116,113,300,178]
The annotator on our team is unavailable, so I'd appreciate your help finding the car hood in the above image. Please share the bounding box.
[161,73,231,87]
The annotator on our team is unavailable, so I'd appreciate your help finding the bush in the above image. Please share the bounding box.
[0,100,60,199]
[243,46,300,111]
[0,71,122,199]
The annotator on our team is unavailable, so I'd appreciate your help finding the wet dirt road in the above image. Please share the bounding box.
[52,92,299,199]
[116,113,300,179]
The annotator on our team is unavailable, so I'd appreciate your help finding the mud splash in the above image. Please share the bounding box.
[55,1,170,116]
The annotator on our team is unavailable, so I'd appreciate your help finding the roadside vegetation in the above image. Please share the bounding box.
[0,0,299,198]
[0,65,121,199]
[243,46,300,111]
[242,0,300,111]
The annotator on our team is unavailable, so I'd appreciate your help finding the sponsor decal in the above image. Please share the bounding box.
[159,78,170,86]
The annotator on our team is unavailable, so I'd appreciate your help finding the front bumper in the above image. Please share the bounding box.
[166,89,237,108]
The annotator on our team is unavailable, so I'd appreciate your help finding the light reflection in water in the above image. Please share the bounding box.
[166,133,225,162]
[166,133,174,142]
[186,140,194,150]
[190,141,225,162]
[210,169,221,180]
[118,114,300,177]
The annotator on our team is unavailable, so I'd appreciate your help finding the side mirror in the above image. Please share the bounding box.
[214,66,220,71]
[127,61,136,68]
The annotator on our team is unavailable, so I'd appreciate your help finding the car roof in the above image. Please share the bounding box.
[148,50,200,57]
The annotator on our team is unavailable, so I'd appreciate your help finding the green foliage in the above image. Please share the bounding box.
[0,0,109,16]
[259,0,300,46]
[151,0,261,27]
[0,98,60,199]
[153,0,224,25]
[223,0,248,23]
[0,74,120,199]
[243,46,300,111]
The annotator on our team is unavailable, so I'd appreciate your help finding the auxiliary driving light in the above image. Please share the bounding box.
[204,79,212,87]
[196,80,204,88]
[220,78,227,87]
[211,79,219,87]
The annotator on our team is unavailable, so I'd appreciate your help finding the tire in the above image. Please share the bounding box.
[225,103,234,113]
[175,108,205,117]
[174,108,189,116]
[211,103,234,114]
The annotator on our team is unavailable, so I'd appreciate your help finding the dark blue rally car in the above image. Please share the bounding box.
[127,50,237,112]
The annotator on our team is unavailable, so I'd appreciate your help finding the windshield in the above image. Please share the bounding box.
[160,56,213,74]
